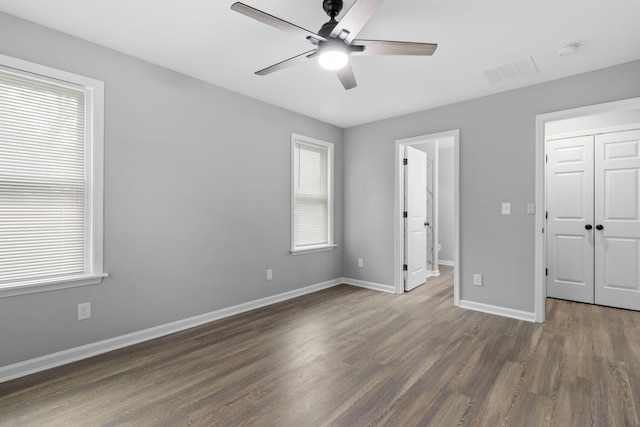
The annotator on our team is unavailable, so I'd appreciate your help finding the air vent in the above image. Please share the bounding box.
[483,57,539,84]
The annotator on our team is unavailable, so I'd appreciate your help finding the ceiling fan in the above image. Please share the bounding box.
[230,0,438,90]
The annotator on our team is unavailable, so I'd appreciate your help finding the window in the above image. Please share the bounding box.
[291,134,335,254]
[0,54,105,297]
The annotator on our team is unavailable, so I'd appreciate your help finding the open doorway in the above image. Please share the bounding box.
[394,130,460,303]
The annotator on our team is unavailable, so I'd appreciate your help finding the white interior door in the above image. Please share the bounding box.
[594,129,640,310]
[405,146,428,291]
[546,135,595,303]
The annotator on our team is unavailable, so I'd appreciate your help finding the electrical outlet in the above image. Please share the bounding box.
[267,269,273,281]
[527,203,535,215]
[78,302,91,320]
[473,274,483,287]
[358,258,364,268]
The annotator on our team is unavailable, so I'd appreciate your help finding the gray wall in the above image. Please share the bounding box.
[343,59,640,313]
[0,13,343,367]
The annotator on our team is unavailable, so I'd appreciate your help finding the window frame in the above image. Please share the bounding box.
[290,133,336,255]
[0,54,106,298]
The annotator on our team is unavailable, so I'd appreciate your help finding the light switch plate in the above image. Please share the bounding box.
[501,202,511,215]
[473,274,483,286]
[527,203,535,215]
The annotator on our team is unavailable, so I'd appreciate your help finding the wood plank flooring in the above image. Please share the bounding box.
[1,266,640,426]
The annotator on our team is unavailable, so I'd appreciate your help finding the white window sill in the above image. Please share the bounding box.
[290,244,337,256]
[0,273,108,299]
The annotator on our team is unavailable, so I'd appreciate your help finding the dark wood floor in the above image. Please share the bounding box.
[1,266,640,426]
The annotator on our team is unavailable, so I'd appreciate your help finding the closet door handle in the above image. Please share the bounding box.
[596,224,604,230]
[585,224,592,230]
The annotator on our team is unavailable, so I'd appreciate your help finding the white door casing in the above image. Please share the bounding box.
[405,146,428,291]
[536,98,640,322]
[594,129,640,310]
[546,135,595,303]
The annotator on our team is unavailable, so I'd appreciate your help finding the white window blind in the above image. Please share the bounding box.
[0,68,87,283]
[292,135,333,252]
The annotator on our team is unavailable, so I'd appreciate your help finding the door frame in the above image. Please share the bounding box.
[534,96,640,322]
[394,129,460,302]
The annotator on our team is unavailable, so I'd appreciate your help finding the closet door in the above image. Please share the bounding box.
[594,129,640,310]
[546,136,595,303]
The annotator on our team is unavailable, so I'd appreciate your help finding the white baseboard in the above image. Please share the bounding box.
[342,278,396,294]
[458,299,536,323]
[438,260,454,266]
[0,278,342,384]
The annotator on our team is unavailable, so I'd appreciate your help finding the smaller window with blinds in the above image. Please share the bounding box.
[0,54,105,297]
[291,134,335,254]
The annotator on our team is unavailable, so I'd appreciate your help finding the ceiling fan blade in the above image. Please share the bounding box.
[255,50,317,76]
[330,0,385,43]
[351,40,438,56]
[231,2,326,44]
[335,63,357,90]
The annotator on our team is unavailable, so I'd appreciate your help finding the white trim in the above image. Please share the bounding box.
[86,77,105,278]
[535,115,545,323]
[290,244,337,255]
[433,143,440,272]
[453,133,460,306]
[545,123,640,141]
[438,260,455,266]
[0,277,342,384]
[394,130,460,304]
[534,97,640,323]
[0,53,102,89]
[0,274,108,299]
[342,278,396,294]
[0,54,106,297]
[290,133,335,253]
[459,300,536,323]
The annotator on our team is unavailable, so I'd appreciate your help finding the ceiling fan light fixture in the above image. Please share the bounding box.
[231,0,439,89]
[318,43,349,70]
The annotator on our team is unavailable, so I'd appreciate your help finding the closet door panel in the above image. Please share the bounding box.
[546,136,594,303]
[595,129,640,310]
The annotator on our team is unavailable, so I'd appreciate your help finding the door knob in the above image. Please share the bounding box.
[585,224,592,230]
[596,224,604,230]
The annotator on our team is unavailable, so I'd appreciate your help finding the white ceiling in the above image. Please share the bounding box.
[1,0,639,128]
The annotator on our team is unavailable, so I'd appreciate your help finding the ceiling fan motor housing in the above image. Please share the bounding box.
[322,0,343,18]
[319,0,343,37]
